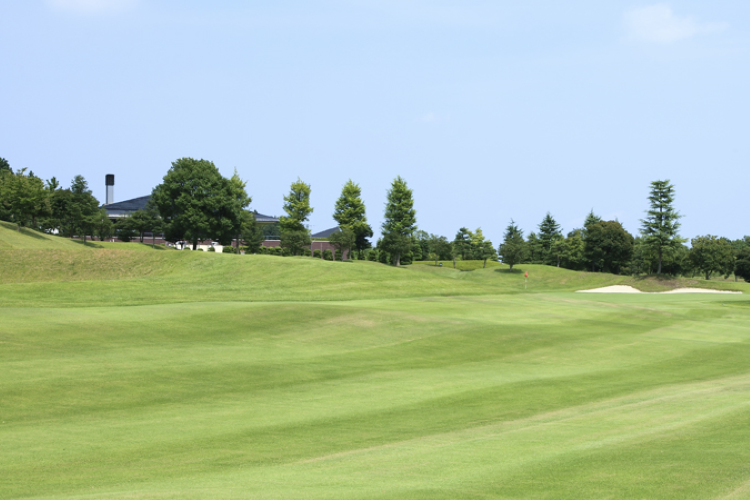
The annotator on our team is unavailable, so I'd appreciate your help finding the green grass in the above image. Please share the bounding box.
[3,224,750,499]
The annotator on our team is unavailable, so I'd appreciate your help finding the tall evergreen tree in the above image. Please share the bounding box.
[279,178,312,232]
[640,180,683,274]
[279,178,312,255]
[333,180,373,258]
[498,220,526,271]
[0,157,11,175]
[381,176,416,266]
[538,212,562,265]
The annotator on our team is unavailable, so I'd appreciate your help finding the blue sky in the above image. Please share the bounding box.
[1,1,748,243]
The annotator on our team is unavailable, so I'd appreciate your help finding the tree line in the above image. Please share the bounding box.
[2,156,749,282]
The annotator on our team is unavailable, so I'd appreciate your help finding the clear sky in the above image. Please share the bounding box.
[1,1,748,243]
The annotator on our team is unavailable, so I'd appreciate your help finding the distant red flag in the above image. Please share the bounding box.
[524,272,528,278]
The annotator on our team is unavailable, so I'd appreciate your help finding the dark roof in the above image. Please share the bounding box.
[311,226,340,238]
[104,195,151,211]
[103,195,279,223]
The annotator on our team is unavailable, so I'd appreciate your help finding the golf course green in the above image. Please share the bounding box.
[2,222,750,499]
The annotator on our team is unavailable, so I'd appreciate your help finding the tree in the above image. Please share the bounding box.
[560,229,586,271]
[151,158,243,250]
[469,228,496,268]
[238,212,264,253]
[0,157,11,175]
[538,212,562,265]
[93,208,114,241]
[526,232,543,263]
[498,220,526,271]
[280,230,311,256]
[583,210,601,237]
[452,227,473,260]
[0,168,50,230]
[584,221,634,275]
[735,248,750,283]
[69,175,100,243]
[333,180,373,258]
[329,227,356,261]
[279,178,312,232]
[229,169,253,250]
[689,235,735,280]
[128,206,161,243]
[640,180,684,275]
[426,234,451,264]
[279,178,312,255]
[381,176,416,266]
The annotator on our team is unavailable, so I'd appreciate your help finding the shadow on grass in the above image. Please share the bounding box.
[0,222,50,240]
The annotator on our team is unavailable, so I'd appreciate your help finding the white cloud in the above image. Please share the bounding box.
[623,4,727,43]
[46,0,138,15]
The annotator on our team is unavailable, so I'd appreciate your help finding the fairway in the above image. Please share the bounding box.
[2,231,750,498]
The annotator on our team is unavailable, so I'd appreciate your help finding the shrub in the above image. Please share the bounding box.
[222,246,234,253]
[302,248,312,257]
[272,247,282,256]
[367,249,378,261]
[323,249,333,261]
[313,249,322,259]
[208,246,216,252]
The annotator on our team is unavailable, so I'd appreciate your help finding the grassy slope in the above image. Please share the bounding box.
[3,223,750,498]
[1,225,747,308]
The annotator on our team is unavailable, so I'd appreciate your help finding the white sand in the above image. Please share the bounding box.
[577,285,741,294]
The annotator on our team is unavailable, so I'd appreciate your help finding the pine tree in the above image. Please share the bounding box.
[498,220,526,271]
[381,176,416,266]
[538,212,562,265]
[333,180,373,258]
[640,180,683,274]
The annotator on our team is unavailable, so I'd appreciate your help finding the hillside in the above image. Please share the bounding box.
[0,223,746,308]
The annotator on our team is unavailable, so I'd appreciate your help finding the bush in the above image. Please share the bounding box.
[313,249,322,258]
[367,249,378,261]
[208,246,216,252]
[272,247,282,256]
[222,246,234,253]
[323,249,333,261]
[302,248,312,257]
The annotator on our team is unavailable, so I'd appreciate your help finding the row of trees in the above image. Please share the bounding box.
[493,180,750,281]
[0,158,114,243]
[3,156,749,282]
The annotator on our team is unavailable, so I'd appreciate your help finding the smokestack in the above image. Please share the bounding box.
[105,174,114,205]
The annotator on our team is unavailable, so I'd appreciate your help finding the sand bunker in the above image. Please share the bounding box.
[578,285,741,294]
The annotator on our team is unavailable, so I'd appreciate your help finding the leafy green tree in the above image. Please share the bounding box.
[69,175,100,243]
[0,168,50,230]
[280,178,312,232]
[538,212,562,265]
[426,234,451,264]
[129,206,161,243]
[526,232,543,263]
[689,235,735,280]
[280,231,310,256]
[151,158,243,250]
[229,169,253,250]
[560,229,586,271]
[735,248,750,283]
[93,208,114,241]
[381,176,416,266]
[584,221,634,274]
[239,212,264,253]
[329,227,356,261]
[640,180,684,274]
[498,220,526,271]
[333,180,373,258]
[452,227,473,260]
